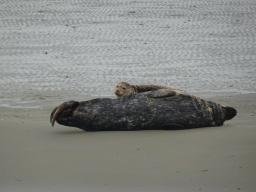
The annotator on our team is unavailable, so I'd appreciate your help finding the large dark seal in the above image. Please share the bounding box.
[114,82,198,98]
[50,89,236,131]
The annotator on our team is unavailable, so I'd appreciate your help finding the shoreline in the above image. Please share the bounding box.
[1,90,255,109]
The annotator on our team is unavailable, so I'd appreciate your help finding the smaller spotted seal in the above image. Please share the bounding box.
[114,82,198,98]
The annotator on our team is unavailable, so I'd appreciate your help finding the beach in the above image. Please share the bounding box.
[1,93,256,192]
[0,0,256,191]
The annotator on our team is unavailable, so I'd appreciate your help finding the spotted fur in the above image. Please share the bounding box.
[51,89,236,131]
[114,82,198,98]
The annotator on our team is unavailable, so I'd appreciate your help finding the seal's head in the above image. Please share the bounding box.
[114,82,132,98]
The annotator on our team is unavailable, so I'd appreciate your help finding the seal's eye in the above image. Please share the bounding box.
[123,87,126,90]
[116,86,119,88]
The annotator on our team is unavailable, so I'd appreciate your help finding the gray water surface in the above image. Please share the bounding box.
[1,0,256,108]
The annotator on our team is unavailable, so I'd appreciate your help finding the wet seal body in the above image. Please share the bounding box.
[50,89,236,131]
[114,82,198,98]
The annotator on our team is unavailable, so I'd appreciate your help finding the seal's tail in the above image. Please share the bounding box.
[223,106,237,120]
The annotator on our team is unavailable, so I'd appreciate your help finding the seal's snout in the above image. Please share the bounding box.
[223,106,237,120]
[114,89,123,98]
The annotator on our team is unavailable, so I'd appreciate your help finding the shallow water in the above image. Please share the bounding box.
[0,0,256,108]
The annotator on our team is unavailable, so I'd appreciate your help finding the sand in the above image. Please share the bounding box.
[1,93,256,192]
[1,0,256,191]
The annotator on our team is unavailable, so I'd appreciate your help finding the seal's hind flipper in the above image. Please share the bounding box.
[148,89,177,98]
[223,106,237,120]
[161,123,186,130]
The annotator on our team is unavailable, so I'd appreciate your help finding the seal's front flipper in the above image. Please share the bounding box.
[148,89,177,98]
[50,100,79,127]
[161,123,186,130]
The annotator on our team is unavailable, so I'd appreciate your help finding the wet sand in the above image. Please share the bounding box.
[1,93,256,192]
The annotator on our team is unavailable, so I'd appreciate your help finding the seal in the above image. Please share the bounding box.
[50,89,236,131]
[114,82,198,98]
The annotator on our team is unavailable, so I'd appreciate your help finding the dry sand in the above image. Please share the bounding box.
[1,0,256,191]
[1,93,256,192]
